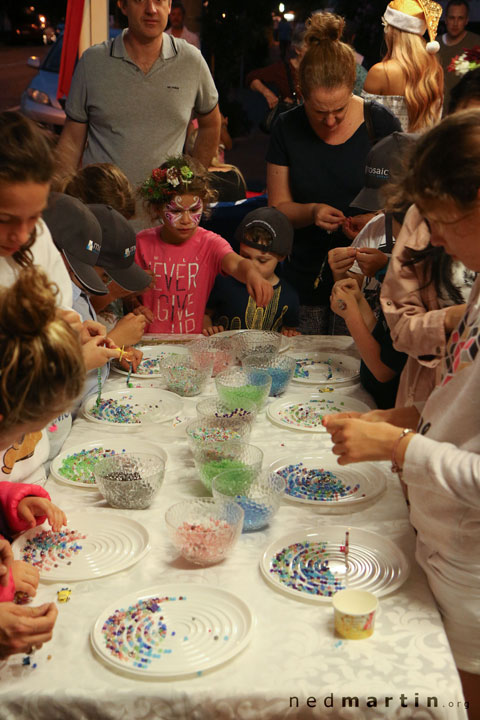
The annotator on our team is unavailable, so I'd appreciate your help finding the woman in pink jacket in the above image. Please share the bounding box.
[380,204,474,406]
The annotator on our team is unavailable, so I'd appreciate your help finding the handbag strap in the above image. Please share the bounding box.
[284,60,297,103]
[363,99,377,145]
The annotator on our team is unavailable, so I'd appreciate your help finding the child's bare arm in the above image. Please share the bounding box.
[330,283,396,383]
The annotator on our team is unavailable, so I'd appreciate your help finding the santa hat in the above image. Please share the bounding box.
[383,0,443,54]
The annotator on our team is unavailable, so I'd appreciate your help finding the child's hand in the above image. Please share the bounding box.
[79,319,108,344]
[118,347,143,372]
[0,539,13,588]
[109,313,147,347]
[17,497,67,532]
[281,327,301,336]
[0,602,58,657]
[328,246,356,276]
[11,561,39,598]
[335,277,363,301]
[355,247,388,277]
[132,305,154,323]
[245,270,274,308]
[202,325,225,336]
[82,335,120,371]
[330,280,360,317]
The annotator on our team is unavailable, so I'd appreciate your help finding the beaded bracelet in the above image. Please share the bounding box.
[391,428,415,473]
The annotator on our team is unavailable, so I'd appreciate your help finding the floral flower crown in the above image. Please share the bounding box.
[448,46,480,76]
[140,158,195,205]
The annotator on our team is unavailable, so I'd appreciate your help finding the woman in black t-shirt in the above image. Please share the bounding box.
[267,12,401,334]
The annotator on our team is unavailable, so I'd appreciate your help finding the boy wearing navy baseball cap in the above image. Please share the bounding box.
[204,207,300,335]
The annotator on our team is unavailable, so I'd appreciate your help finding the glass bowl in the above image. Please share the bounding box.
[189,337,236,377]
[165,498,244,565]
[231,330,282,361]
[94,451,166,509]
[212,469,285,532]
[215,367,272,411]
[195,397,258,440]
[160,353,213,396]
[241,353,296,396]
[185,418,246,447]
[190,438,264,492]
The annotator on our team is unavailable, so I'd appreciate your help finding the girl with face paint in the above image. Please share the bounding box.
[134,155,273,334]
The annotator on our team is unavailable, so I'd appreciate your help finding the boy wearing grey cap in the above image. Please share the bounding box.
[204,207,300,335]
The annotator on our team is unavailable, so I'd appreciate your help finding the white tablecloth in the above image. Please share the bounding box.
[0,337,468,720]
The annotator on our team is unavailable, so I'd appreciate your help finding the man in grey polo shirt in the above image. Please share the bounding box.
[57,0,220,225]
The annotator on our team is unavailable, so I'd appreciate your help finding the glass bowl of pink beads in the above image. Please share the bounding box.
[189,337,236,377]
[165,498,244,565]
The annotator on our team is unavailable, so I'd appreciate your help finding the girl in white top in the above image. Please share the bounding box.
[0,112,120,481]
[324,110,480,711]
[0,111,71,306]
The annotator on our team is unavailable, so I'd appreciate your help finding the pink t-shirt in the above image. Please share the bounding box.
[135,225,233,333]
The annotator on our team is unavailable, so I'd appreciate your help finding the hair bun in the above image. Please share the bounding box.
[304,11,345,46]
[0,268,57,338]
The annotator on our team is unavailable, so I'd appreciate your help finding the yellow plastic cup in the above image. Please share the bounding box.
[332,589,378,639]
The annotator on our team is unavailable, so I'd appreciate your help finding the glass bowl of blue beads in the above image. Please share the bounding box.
[94,452,166,509]
[212,469,285,532]
[241,353,296,396]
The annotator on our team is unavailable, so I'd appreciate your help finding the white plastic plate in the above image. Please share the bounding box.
[269,453,386,511]
[13,511,150,582]
[91,583,254,678]
[51,437,167,488]
[112,344,189,379]
[82,388,182,428]
[290,352,360,384]
[267,393,370,432]
[261,525,409,602]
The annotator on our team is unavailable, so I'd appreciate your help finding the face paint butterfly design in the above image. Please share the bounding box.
[164,196,203,227]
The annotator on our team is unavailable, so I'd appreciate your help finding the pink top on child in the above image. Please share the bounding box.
[135,225,233,333]
[0,481,50,602]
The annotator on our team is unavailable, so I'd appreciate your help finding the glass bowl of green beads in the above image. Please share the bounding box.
[215,367,272,411]
[190,438,263,493]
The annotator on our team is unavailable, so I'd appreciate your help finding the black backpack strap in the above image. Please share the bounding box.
[384,212,394,254]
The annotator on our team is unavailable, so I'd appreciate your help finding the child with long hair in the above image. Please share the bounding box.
[0,111,71,305]
[363,0,444,131]
[135,155,273,333]
[0,266,86,657]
